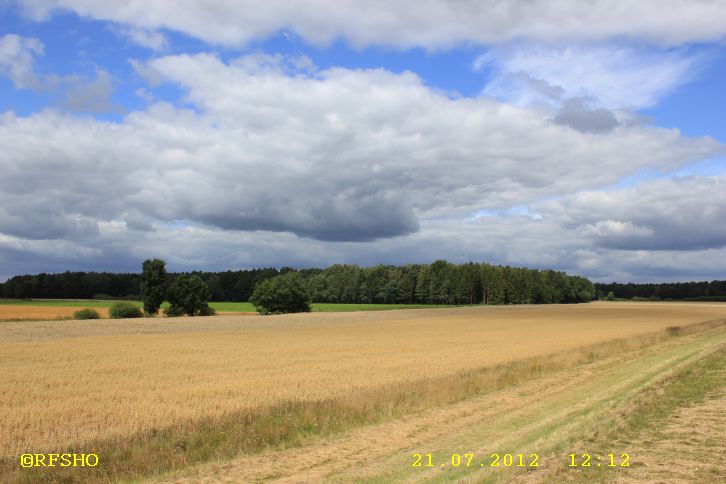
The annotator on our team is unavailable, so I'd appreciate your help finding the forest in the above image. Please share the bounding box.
[595,280,726,301]
[0,261,595,305]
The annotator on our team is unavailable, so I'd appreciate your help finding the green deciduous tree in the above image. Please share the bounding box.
[250,273,311,315]
[166,274,214,316]
[140,259,167,315]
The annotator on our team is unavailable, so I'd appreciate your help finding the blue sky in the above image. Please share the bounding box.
[1,1,725,282]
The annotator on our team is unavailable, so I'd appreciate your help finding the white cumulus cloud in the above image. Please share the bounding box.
[0,33,43,89]
[0,54,721,249]
[15,0,726,48]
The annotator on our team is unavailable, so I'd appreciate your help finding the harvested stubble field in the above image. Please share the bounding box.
[0,304,111,320]
[1,301,725,483]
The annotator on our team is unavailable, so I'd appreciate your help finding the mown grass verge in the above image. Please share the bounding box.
[4,319,724,483]
[545,337,726,483]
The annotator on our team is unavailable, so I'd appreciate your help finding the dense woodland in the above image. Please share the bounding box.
[595,280,726,301]
[1,261,595,304]
[4,264,723,304]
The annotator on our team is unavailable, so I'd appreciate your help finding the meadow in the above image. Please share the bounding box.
[1,302,724,482]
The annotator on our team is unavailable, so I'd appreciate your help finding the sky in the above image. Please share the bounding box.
[1,1,725,283]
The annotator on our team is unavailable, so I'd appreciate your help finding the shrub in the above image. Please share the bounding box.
[73,308,100,320]
[163,305,185,317]
[109,302,143,319]
[197,304,216,316]
[166,274,212,316]
[605,291,615,301]
[250,272,311,315]
[666,326,683,336]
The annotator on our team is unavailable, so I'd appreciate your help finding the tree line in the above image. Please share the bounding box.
[595,280,726,301]
[0,268,283,301]
[1,260,596,304]
[303,262,594,304]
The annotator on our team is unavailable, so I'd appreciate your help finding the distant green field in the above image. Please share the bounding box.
[0,299,459,313]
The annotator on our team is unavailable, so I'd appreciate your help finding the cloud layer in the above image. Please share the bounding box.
[536,176,726,251]
[1,4,725,284]
[16,0,726,48]
[1,53,720,247]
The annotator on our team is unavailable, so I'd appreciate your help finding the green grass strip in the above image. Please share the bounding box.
[0,299,462,313]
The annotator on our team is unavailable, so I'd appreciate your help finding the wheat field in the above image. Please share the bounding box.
[2,301,724,463]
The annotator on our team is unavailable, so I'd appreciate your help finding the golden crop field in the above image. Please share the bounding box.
[2,301,725,482]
